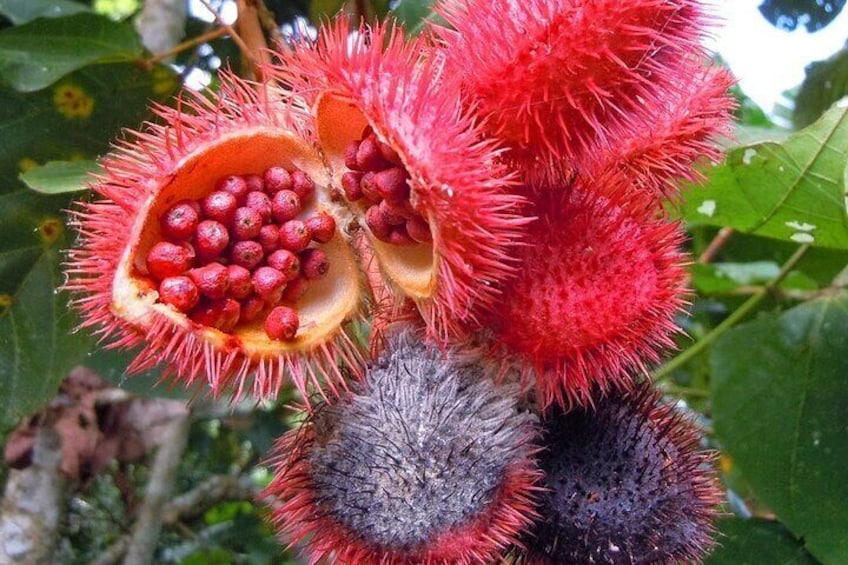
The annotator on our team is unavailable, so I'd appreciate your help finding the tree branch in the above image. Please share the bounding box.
[122,412,192,565]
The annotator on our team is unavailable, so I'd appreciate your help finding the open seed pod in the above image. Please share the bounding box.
[268,20,529,341]
[66,74,365,400]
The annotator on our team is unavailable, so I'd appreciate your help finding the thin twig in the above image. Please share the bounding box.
[697,226,734,264]
[196,0,257,70]
[654,244,811,382]
[144,26,230,66]
[123,412,192,565]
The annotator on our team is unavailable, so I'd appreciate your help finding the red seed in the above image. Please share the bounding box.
[232,206,263,240]
[387,224,417,246]
[190,301,225,329]
[305,213,336,243]
[146,241,194,280]
[244,174,264,192]
[406,215,432,243]
[300,248,330,280]
[160,200,199,242]
[264,306,299,341]
[190,298,239,331]
[240,295,265,322]
[365,205,391,240]
[342,171,364,201]
[258,224,280,253]
[219,298,241,332]
[356,136,387,171]
[267,249,300,281]
[379,199,407,226]
[374,167,410,203]
[291,170,315,202]
[344,141,360,170]
[201,190,238,225]
[187,262,229,300]
[360,172,381,203]
[253,266,287,304]
[245,191,272,224]
[279,220,312,252]
[158,276,199,312]
[230,240,264,270]
[215,175,249,204]
[264,166,293,193]
[378,139,402,165]
[226,265,253,299]
[271,190,302,223]
[281,276,309,303]
[195,220,230,262]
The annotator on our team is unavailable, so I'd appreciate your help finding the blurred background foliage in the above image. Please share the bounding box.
[0,0,846,563]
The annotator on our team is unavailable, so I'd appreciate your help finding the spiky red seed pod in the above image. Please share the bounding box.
[584,65,737,203]
[263,330,541,564]
[433,0,714,179]
[266,19,529,341]
[486,184,688,408]
[521,380,722,564]
[64,72,365,400]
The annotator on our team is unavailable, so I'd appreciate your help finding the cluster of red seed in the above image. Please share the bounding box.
[143,167,336,341]
[341,128,432,245]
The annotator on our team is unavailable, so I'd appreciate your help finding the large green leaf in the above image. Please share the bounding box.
[0,62,178,430]
[712,293,848,564]
[706,518,819,565]
[0,191,94,433]
[0,13,143,92]
[794,47,848,130]
[682,103,848,249]
[0,0,88,25]
[0,62,179,196]
[20,159,98,194]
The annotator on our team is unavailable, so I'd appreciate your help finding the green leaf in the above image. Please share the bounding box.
[706,518,819,565]
[20,159,98,194]
[681,102,848,249]
[0,191,95,433]
[794,47,848,130]
[0,0,89,25]
[712,293,848,564]
[0,13,143,92]
[0,62,179,197]
[392,0,439,33]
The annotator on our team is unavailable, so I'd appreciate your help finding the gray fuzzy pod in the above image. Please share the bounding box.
[265,329,540,564]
